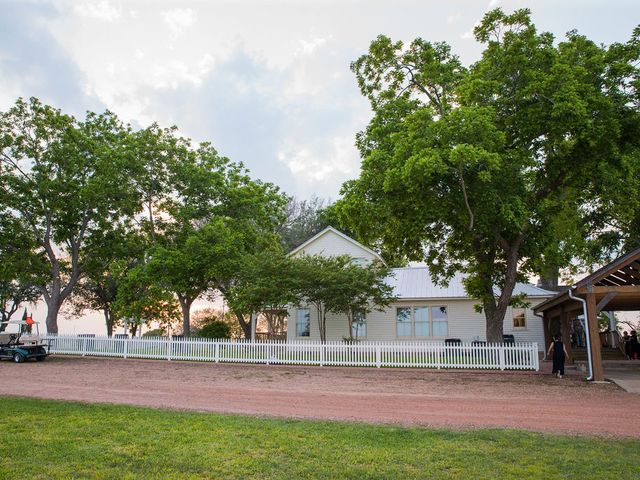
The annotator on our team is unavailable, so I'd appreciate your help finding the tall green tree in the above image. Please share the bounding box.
[337,9,636,341]
[124,128,287,337]
[0,98,139,333]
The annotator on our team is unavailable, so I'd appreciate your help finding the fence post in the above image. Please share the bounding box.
[82,337,87,357]
[319,343,325,367]
[533,343,539,371]
[436,343,441,370]
[166,338,172,361]
[498,344,505,370]
[214,342,219,363]
[123,338,128,359]
[375,345,381,368]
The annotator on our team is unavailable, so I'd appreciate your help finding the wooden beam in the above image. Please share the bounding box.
[586,292,604,382]
[621,265,640,280]
[576,285,640,295]
[596,292,618,314]
[611,269,638,284]
[607,272,634,285]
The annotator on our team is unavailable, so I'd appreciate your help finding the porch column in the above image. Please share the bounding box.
[560,309,573,365]
[586,290,604,381]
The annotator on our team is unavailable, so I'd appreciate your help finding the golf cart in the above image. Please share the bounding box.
[0,320,50,363]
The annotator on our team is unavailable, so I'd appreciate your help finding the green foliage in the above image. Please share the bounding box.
[294,255,395,342]
[0,98,140,333]
[197,321,231,339]
[338,9,639,341]
[1,397,640,479]
[142,328,167,338]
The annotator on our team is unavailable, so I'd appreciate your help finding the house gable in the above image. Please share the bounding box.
[288,226,385,264]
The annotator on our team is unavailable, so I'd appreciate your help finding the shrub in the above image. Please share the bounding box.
[197,321,231,339]
[143,328,166,338]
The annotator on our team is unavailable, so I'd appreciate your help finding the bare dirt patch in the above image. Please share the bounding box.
[1,356,638,437]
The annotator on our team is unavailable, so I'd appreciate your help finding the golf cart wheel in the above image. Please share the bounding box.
[13,353,25,363]
[36,356,45,362]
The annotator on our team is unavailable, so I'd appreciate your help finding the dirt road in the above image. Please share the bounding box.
[1,356,638,437]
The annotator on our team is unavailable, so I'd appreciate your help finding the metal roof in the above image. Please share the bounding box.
[388,267,555,300]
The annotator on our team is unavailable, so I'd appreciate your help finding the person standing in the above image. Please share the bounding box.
[548,335,570,378]
[622,331,631,359]
[630,331,639,360]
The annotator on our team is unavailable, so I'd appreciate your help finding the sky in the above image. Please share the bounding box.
[1,0,638,202]
[2,0,639,333]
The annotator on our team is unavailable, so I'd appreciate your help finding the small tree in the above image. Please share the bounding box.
[295,255,394,343]
[225,250,302,338]
[324,261,395,340]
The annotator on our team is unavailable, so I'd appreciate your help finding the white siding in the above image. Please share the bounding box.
[502,298,547,348]
[287,298,547,350]
[290,229,378,262]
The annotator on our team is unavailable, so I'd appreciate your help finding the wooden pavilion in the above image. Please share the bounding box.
[534,247,640,381]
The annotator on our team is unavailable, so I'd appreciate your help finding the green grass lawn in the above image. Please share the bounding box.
[1,397,637,479]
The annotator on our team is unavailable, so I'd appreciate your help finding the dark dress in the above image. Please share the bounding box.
[551,340,565,375]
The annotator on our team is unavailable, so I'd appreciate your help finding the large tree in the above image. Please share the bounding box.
[123,127,287,337]
[0,98,139,333]
[337,9,636,341]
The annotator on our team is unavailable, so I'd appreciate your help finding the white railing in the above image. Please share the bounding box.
[43,336,539,371]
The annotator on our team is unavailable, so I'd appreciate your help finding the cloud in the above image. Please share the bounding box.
[298,36,331,55]
[461,22,480,40]
[277,135,359,184]
[0,2,103,114]
[162,7,197,39]
[73,0,122,22]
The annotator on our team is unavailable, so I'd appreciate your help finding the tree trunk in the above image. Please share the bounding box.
[482,242,522,343]
[346,307,353,340]
[484,299,504,343]
[234,311,251,339]
[315,304,326,343]
[538,264,559,291]
[45,295,61,335]
[178,296,192,337]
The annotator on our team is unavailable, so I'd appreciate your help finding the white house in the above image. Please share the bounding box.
[287,227,554,350]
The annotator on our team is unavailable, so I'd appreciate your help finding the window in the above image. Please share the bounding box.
[414,307,429,336]
[513,308,526,328]
[396,307,412,337]
[296,308,310,337]
[431,306,448,337]
[351,312,366,338]
[396,305,449,338]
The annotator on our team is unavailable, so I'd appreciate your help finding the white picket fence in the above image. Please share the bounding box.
[43,335,539,371]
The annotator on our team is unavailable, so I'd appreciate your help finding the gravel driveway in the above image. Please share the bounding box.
[1,356,638,437]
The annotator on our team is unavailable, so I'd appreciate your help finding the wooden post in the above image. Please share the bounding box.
[560,309,573,365]
[586,290,604,381]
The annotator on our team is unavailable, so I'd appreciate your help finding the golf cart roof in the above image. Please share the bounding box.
[0,320,40,325]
